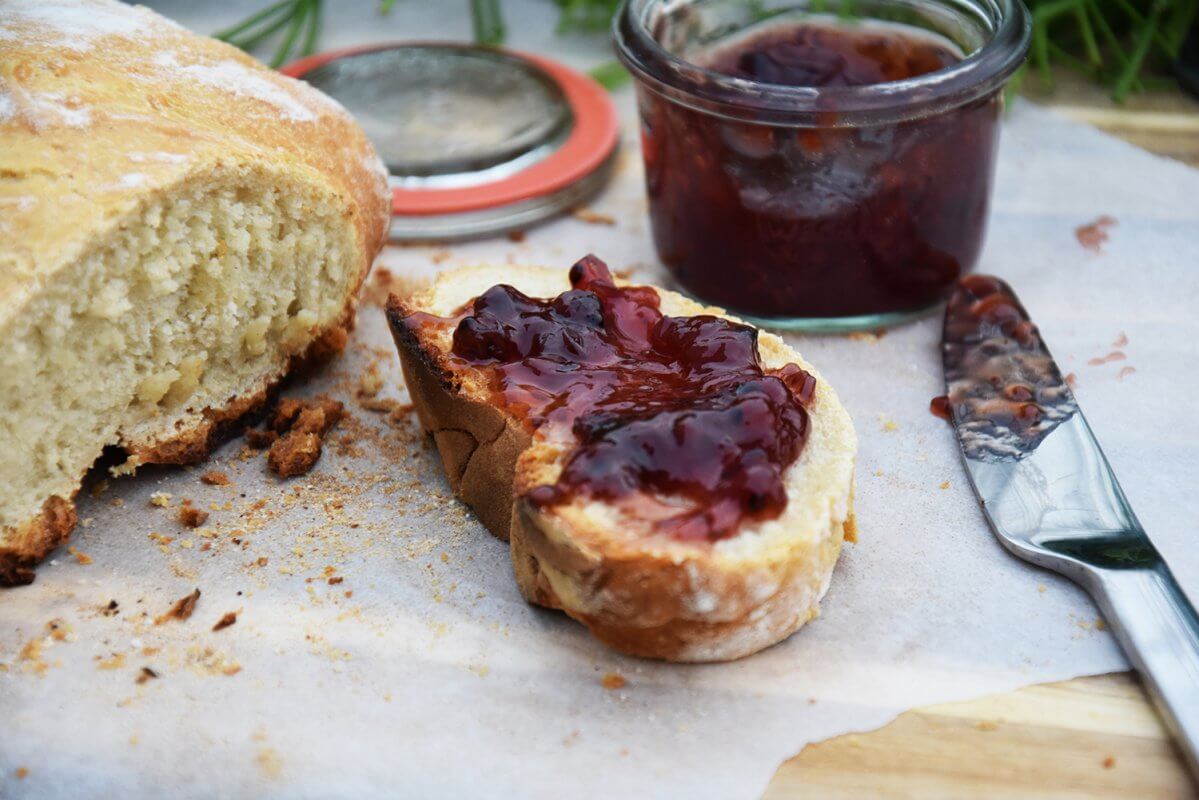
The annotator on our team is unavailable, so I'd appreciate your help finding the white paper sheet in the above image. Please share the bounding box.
[3,3,1197,798]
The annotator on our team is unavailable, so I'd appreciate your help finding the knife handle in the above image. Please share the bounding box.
[1087,563,1199,779]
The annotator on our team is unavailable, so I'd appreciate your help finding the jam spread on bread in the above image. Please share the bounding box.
[435,256,815,541]
[642,22,999,319]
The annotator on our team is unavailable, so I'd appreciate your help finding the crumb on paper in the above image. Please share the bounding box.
[357,364,383,398]
[201,470,230,486]
[1117,366,1136,381]
[1102,755,1116,769]
[601,672,627,690]
[572,208,615,226]
[97,652,126,670]
[156,588,200,624]
[257,747,283,778]
[976,719,1000,731]
[562,730,581,747]
[46,618,72,641]
[1075,215,1117,253]
[178,502,208,528]
[506,229,526,242]
[327,576,343,585]
[1095,617,1107,631]
[213,611,238,632]
[149,491,172,507]
[267,396,344,478]
[1112,332,1128,347]
[68,546,92,565]
[939,480,951,490]
[1087,351,1125,366]
[1037,584,1047,593]
[15,767,29,780]
[1065,372,1078,389]
[848,331,879,343]
[136,666,158,684]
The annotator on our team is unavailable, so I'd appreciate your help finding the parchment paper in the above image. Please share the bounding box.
[2,3,1197,798]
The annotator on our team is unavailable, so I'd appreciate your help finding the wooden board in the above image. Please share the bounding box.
[767,673,1194,798]
[765,81,1199,797]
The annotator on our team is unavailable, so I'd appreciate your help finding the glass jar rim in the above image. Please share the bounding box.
[613,0,1032,126]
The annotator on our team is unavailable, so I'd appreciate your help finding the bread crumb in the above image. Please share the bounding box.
[97,652,126,670]
[1095,617,1107,631]
[848,331,879,343]
[939,480,951,490]
[179,503,208,528]
[1065,372,1078,389]
[68,546,92,565]
[1112,332,1128,348]
[257,747,283,778]
[1117,366,1136,381]
[358,364,383,398]
[1102,755,1116,769]
[15,767,29,780]
[213,611,238,632]
[267,396,344,477]
[150,491,172,507]
[136,666,158,684]
[976,719,999,731]
[506,229,526,242]
[155,588,200,624]
[601,671,627,690]
[201,471,230,486]
[1037,584,1047,593]
[573,208,615,226]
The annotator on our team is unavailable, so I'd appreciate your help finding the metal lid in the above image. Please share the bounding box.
[283,43,620,241]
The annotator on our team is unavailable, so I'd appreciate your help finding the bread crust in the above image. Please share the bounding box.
[386,267,858,662]
[0,314,354,588]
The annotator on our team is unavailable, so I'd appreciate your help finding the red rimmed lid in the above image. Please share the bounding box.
[283,43,619,234]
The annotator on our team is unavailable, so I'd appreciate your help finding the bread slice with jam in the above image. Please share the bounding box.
[387,257,856,662]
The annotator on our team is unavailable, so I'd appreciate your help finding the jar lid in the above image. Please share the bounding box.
[282,43,620,241]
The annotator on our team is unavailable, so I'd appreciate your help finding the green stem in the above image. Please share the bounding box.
[470,0,506,45]
[301,0,322,57]
[270,0,309,67]
[213,0,292,42]
[1073,4,1101,65]
[1112,2,1163,102]
[228,4,297,51]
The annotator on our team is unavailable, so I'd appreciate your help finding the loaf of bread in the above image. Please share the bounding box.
[388,263,857,661]
[0,0,391,585]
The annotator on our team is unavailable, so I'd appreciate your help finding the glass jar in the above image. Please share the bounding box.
[614,0,1031,331]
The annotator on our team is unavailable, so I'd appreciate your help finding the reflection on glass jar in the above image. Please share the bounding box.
[616,1,1031,331]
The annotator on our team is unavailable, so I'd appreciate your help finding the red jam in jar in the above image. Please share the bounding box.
[616,0,1031,329]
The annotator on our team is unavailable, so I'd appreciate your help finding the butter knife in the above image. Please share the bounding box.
[941,274,1199,778]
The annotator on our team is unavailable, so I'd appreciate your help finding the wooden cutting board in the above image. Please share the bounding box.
[766,76,1199,798]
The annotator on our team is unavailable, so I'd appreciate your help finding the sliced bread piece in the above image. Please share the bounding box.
[0,0,390,585]
[387,260,856,661]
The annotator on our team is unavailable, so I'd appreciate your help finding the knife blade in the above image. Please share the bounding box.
[942,274,1199,781]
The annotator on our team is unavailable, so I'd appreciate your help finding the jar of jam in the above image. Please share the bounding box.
[614,0,1031,330]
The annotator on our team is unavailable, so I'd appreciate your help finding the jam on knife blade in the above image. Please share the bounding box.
[941,274,1077,461]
